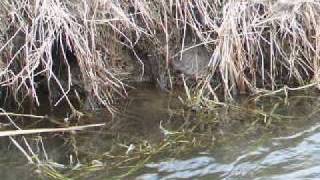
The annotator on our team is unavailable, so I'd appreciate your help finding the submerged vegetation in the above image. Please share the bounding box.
[2,89,319,179]
[1,0,320,179]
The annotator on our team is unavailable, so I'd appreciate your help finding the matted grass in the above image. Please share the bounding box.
[0,0,319,112]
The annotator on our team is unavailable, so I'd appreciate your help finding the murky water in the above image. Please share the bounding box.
[1,85,320,179]
[134,92,320,180]
[137,119,320,179]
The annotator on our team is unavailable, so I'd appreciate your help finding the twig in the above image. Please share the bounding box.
[0,123,105,137]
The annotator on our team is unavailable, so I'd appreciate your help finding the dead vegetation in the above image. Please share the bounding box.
[0,0,319,111]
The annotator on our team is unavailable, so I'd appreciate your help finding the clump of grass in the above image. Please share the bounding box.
[0,0,135,114]
[1,0,319,113]
[197,0,320,103]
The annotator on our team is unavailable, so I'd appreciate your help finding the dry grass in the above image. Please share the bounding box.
[0,0,133,114]
[175,0,320,106]
[0,0,320,111]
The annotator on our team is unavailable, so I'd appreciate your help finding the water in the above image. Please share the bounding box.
[1,85,320,179]
[137,124,320,179]
[135,92,320,180]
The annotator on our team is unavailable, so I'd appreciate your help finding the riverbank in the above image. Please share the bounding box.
[1,0,320,178]
[1,0,320,115]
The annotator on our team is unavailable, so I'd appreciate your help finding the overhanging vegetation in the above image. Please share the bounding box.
[0,0,319,111]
